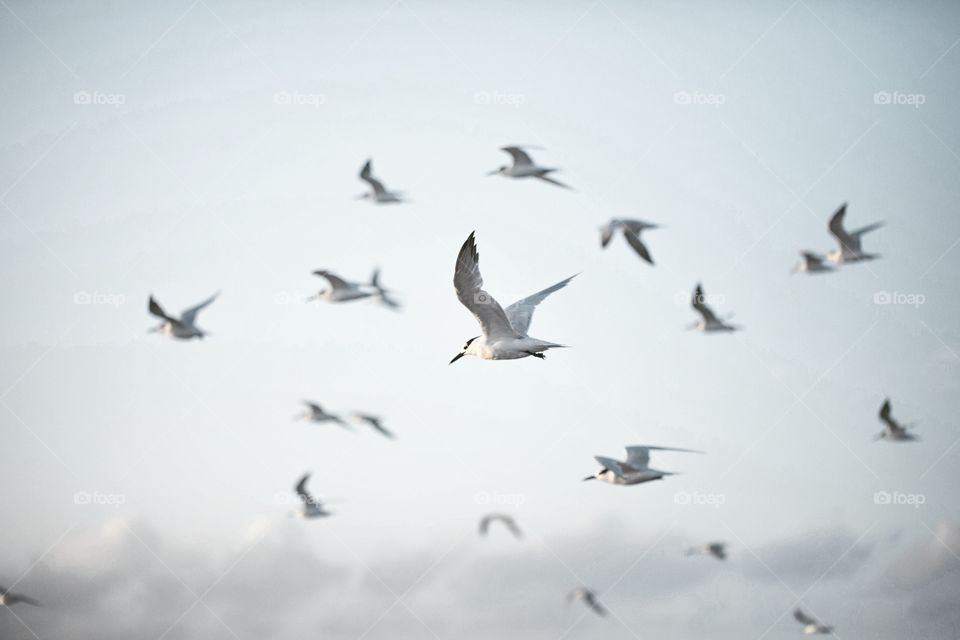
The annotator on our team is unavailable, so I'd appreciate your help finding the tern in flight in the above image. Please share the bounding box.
[875,398,918,442]
[584,445,702,485]
[568,587,606,616]
[297,402,349,428]
[794,608,833,635]
[357,159,405,203]
[600,218,660,265]
[688,283,739,332]
[292,473,331,518]
[351,413,394,439]
[685,542,728,560]
[478,513,523,539]
[450,232,575,363]
[826,203,883,264]
[148,292,219,339]
[309,270,375,303]
[487,146,572,189]
[791,251,834,275]
[0,586,40,607]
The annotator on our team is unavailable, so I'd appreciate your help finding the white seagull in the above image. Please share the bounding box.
[487,146,572,189]
[600,218,660,265]
[875,398,918,442]
[478,513,523,539]
[688,283,739,332]
[357,159,405,203]
[148,292,219,340]
[351,413,394,439]
[308,270,375,303]
[450,232,574,363]
[826,203,883,264]
[685,542,728,560]
[0,586,40,607]
[568,587,606,616]
[584,445,702,485]
[794,608,833,635]
[292,473,331,518]
[297,401,349,428]
[791,251,834,275]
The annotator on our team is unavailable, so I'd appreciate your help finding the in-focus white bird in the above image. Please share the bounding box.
[0,586,40,607]
[794,608,833,635]
[308,270,375,303]
[148,292,219,339]
[297,401,349,428]
[685,542,728,560]
[568,587,606,616]
[357,159,405,203]
[826,203,883,264]
[370,268,401,310]
[351,413,394,439]
[450,232,574,363]
[292,473,331,518]
[875,398,918,442]
[487,146,572,189]
[688,283,739,332]
[791,251,834,275]
[584,445,702,485]
[600,218,660,265]
[478,513,523,539]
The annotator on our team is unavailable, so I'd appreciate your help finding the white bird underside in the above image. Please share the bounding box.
[450,231,574,362]
[148,292,219,339]
[586,445,702,485]
[826,203,883,264]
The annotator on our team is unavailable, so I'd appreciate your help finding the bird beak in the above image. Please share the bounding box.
[449,352,465,364]
[582,475,595,481]
[485,169,499,176]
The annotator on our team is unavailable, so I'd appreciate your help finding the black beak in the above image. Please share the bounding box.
[449,352,465,365]
[582,475,595,482]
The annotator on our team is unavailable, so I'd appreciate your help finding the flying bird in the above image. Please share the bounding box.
[791,251,834,275]
[685,542,728,560]
[600,218,660,265]
[875,398,918,442]
[688,283,739,332]
[292,473,331,518]
[826,203,883,264]
[478,513,523,539]
[297,402,349,428]
[794,608,833,635]
[351,413,394,439]
[450,232,574,363]
[147,292,219,340]
[568,587,606,616]
[357,159,405,203]
[0,586,40,607]
[487,146,572,189]
[308,270,375,303]
[584,445,702,485]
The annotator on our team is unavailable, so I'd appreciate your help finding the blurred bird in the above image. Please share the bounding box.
[297,401,349,428]
[370,268,401,310]
[357,159,405,203]
[600,218,660,265]
[147,292,219,340]
[794,608,833,635]
[791,251,834,275]
[584,445,702,485]
[478,513,523,539]
[308,270,375,303]
[875,398,918,442]
[826,203,883,264]
[487,146,572,189]
[568,587,606,616]
[351,413,394,439]
[685,542,728,560]
[688,283,739,332]
[0,586,40,607]
[292,473,331,518]
[450,232,575,363]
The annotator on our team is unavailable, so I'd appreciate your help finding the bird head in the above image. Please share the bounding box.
[449,336,479,364]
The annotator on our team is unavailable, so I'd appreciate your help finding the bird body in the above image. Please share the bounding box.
[298,402,348,428]
[600,218,659,265]
[792,251,834,274]
[689,283,738,332]
[148,292,219,339]
[875,398,918,442]
[358,159,405,203]
[293,473,330,518]
[584,445,702,485]
[794,608,833,635]
[0,586,40,607]
[826,203,883,264]
[685,542,727,560]
[309,270,375,303]
[352,413,394,438]
[488,146,572,189]
[568,587,606,616]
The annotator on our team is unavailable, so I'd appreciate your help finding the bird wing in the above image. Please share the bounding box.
[503,275,576,336]
[148,296,174,321]
[622,227,653,264]
[828,203,859,252]
[600,221,618,248]
[594,456,629,477]
[7,592,40,606]
[878,398,895,427]
[535,174,572,189]
[180,291,219,326]
[501,146,534,167]
[850,221,884,240]
[359,160,387,196]
[794,608,818,625]
[801,251,825,266]
[625,445,702,470]
[295,474,320,507]
[478,515,492,535]
[312,270,352,291]
[358,414,393,438]
[453,232,520,341]
[691,284,721,324]
[583,591,607,616]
